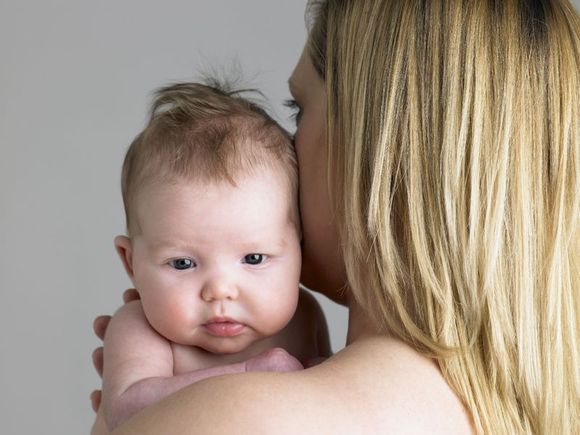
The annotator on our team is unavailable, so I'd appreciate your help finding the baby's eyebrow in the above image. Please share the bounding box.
[148,238,288,252]
[148,240,191,251]
[237,238,288,251]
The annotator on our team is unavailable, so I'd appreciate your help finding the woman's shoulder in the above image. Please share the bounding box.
[114,336,473,435]
[323,335,475,434]
[260,335,473,434]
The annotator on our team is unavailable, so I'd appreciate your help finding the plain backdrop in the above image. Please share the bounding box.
[1,1,579,434]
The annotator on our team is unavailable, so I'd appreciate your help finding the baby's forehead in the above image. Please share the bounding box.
[134,181,298,245]
[139,165,292,198]
[133,168,296,221]
[145,229,291,251]
[131,169,299,240]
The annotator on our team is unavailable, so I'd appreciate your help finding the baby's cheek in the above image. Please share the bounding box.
[142,293,191,339]
[257,286,299,335]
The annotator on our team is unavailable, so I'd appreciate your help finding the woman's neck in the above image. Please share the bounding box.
[345,292,382,345]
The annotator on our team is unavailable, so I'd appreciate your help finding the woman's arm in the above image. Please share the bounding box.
[111,370,319,435]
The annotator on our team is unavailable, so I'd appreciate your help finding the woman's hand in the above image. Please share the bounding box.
[91,289,140,412]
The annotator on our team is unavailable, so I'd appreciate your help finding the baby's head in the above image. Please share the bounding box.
[114,82,301,354]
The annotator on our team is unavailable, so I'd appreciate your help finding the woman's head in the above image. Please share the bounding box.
[288,49,348,303]
[301,0,579,433]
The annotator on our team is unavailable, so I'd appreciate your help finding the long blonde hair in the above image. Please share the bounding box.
[308,0,579,433]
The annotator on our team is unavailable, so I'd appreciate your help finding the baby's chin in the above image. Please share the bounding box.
[196,337,257,355]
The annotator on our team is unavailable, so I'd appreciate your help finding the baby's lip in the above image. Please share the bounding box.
[204,316,240,324]
[203,317,246,337]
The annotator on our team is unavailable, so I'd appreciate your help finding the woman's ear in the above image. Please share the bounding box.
[114,235,135,280]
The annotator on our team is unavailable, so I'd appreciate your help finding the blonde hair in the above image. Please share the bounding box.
[308,0,579,433]
[120,82,298,236]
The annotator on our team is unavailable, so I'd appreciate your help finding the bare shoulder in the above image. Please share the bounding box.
[108,300,147,325]
[105,300,169,354]
[329,336,475,434]
[104,300,173,387]
[113,335,473,435]
[104,300,151,347]
[104,300,162,348]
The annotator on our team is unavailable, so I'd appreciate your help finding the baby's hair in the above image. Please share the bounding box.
[120,81,297,236]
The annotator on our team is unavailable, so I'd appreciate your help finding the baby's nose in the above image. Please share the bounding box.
[200,278,239,302]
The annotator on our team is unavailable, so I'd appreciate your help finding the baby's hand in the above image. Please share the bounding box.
[245,348,304,372]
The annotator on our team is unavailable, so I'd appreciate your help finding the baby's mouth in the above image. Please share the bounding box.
[203,317,246,337]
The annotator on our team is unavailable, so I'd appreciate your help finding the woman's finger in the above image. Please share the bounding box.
[93,347,104,377]
[90,390,102,413]
[123,288,140,303]
[93,316,112,341]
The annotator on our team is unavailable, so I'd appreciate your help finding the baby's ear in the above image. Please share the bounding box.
[114,235,135,280]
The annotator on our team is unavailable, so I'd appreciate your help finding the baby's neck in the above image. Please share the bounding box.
[171,337,272,375]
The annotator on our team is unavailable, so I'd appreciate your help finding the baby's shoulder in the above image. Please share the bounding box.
[108,299,149,329]
[105,300,173,352]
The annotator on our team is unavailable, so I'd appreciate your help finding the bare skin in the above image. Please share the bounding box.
[92,295,473,434]
[101,172,330,430]
[103,289,327,430]
[91,48,475,434]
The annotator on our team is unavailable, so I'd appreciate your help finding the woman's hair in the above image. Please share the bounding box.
[308,0,579,433]
[120,82,297,236]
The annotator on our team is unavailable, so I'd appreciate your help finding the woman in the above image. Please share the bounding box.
[91,0,579,433]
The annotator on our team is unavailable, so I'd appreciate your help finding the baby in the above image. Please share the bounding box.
[103,82,331,430]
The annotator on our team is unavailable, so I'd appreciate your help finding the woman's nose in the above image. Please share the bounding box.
[200,277,239,302]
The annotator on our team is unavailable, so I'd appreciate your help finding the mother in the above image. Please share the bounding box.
[92,1,579,433]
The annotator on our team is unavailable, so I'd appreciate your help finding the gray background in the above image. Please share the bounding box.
[1,1,578,434]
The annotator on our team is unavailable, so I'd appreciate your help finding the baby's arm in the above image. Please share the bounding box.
[102,300,248,430]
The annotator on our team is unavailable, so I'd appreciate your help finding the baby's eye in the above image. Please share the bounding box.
[242,254,266,266]
[168,258,196,270]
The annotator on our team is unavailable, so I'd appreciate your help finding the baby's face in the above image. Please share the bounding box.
[128,170,301,354]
